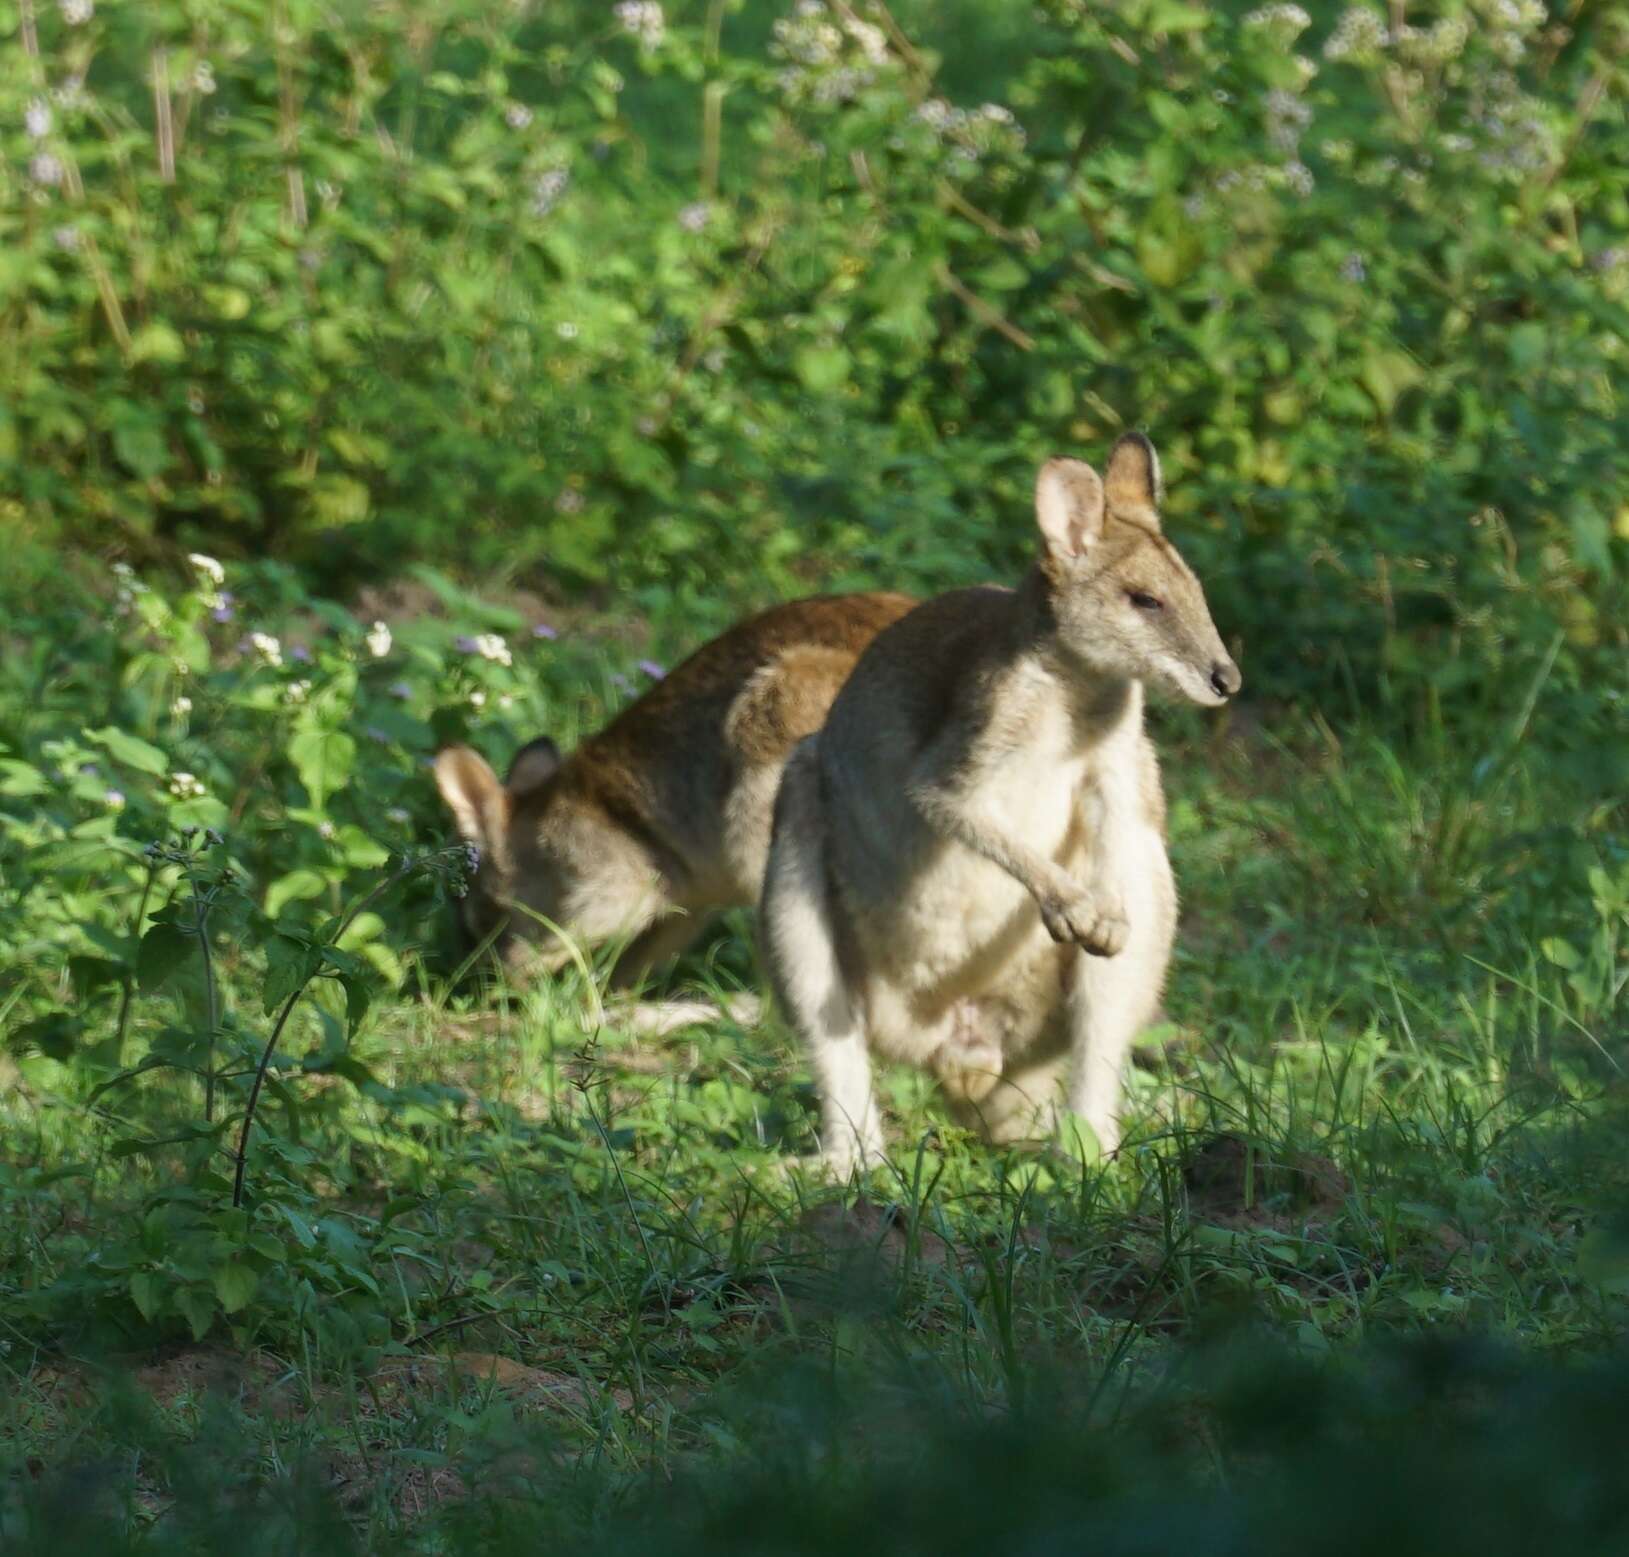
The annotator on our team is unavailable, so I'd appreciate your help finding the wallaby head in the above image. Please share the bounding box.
[433,736,563,959]
[1034,433,1240,707]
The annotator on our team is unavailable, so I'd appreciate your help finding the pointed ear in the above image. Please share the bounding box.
[1035,457,1106,563]
[505,735,562,798]
[1105,432,1162,518]
[434,746,508,847]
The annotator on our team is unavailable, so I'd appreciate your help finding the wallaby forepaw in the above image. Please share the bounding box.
[1039,890,1127,958]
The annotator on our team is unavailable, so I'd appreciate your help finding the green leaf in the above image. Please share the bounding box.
[138,922,196,991]
[1359,349,1422,418]
[110,415,173,480]
[794,344,851,393]
[129,1271,164,1323]
[176,1286,216,1342]
[263,933,322,1015]
[345,974,372,1038]
[130,322,186,364]
[288,722,355,809]
[85,726,169,776]
[335,825,389,868]
[8,1013,82,1061]
[265,868,329,919]
[212,1262,259,1314]
[0,759,48,797]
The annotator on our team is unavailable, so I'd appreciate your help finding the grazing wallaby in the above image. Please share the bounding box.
[435,592,915,990]
[760,435,1239,1172]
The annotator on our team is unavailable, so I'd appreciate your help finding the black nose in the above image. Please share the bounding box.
[1209,660,1241,698]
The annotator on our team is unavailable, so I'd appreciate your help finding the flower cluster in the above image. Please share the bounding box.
[455,632,513,667]
[168,771,207,800]
[248,632,283,667]
[772,1,895,107]
[111,561,148,615]
[1242,5,1311,43]
[912,99,1027,175]
[365,620,392,658]
[1323,7,1388,62]
[614,0,665,47]
[529,168,569,217]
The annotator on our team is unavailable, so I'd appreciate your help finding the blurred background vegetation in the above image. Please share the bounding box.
[4,0,1627,717]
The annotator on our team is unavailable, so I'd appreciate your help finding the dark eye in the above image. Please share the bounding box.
[1128,590,1164,611]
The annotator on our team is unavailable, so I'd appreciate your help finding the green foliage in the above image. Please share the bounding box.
[4,0,1627,708]
[2,3,1628,1548]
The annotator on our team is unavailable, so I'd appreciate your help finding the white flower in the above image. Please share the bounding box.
[505,103,534,130]
[168,771,206,799]
[529,168,570,217]
[614,0,665,46]
[1243,4,1311,38]
[317,820,336,840]
[192,62,216,95]
[843,16,888,64]
[59,0,94,23]
[555,319,579,340]
[365,620,392,658]
[52,225,79,251]
[469,689,487,709]
[188,552,225,585]
[1324,6,1387,62]
[1340,253,1367,283]
[249,631,283,667]
[555,488,584,513]
[26,100,52,139]
[172,695,193,716]
[475,633,512,667]
[678,200,711,232]
[285,679,311,704]
[29,153,64,187]
[386,806,410,824]
[104,788,126,810]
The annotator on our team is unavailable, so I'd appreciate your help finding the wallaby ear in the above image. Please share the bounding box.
[434,746,508,847]
[1105,432,1163,518]
[505,735,562,797]
[1035,457,1106,563]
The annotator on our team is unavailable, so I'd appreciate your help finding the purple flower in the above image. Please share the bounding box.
[289,643,312,663]
[364,725,391,744]
[610,673,635,696]
[637,659,666,680]
[211,591,236,623]
[388,680,412,700]
[532,622,559,640]
[455,634,480,654]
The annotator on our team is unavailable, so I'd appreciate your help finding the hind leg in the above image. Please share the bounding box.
[1064,827,1175,1156]
[760,745,883,1174]
[607,912,705,991]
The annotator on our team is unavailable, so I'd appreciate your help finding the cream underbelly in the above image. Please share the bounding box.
[848,848,1077,1069]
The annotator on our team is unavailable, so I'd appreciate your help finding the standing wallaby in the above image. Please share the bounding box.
[435,592,914,989]
[760,435,1239,1172]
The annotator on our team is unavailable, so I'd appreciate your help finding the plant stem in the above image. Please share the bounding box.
[114,863,159,1064]
[191,878,218,1123]
[231,867,402,1209]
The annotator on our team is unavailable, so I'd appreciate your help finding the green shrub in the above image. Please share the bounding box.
[2,0,1625,712]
